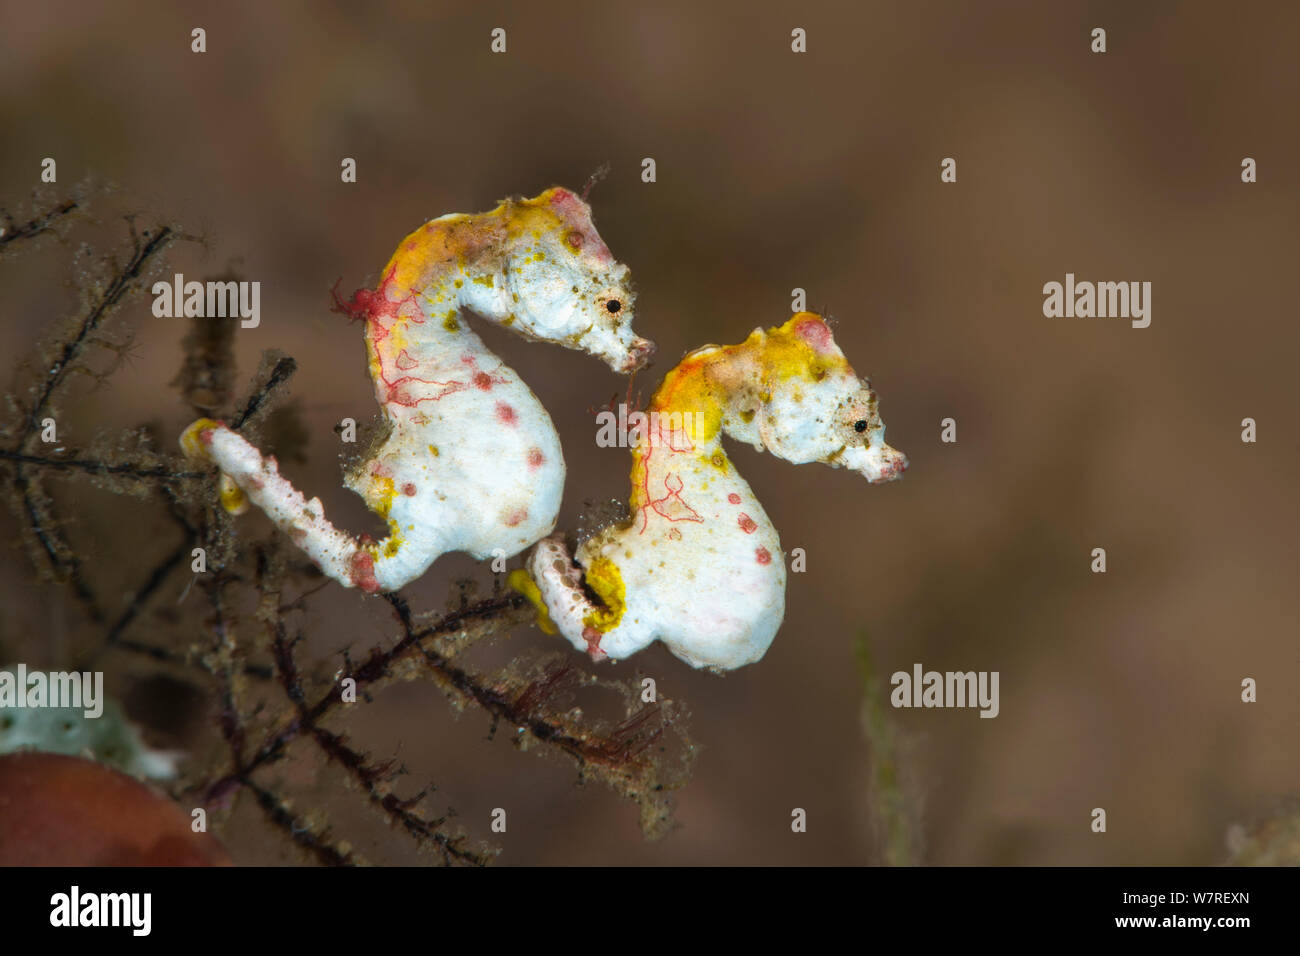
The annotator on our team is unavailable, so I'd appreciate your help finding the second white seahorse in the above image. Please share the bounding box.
[514,312,906,671]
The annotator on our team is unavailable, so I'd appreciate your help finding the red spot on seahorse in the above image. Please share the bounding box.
[496,402,517,425]
[473,371,494,391]
[503,507,528,527]
[738,514,758,534]
[546,190,613,263]
[727,493,741,504]
[755,547,772,565]
[348,550,380,593]
[402,483,417,496]
[582,626,608,662]
[527,447,545,469]
[795,316,833,353]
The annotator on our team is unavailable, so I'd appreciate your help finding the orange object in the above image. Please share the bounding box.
[0,753,231,866]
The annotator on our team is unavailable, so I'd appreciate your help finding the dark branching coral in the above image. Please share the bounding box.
[0,189,694,865]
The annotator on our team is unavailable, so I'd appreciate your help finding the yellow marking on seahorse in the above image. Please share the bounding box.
[382,213,477,292]
[627,314,848,513]
[383,518,403,557]
[179,417,222,460]
[386,322,411,354]
[508,568,557,634]
[370,475,396,518]
[752,313,848,384]
[179,419,250,514]
[384,192,575,297]
[582,556,626,633]
[218,474,248,515]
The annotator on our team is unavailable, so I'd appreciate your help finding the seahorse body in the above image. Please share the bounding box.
[518,312,906,671]
[181,188,652,592]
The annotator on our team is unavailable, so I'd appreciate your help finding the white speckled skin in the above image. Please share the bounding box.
[181,188,652,592]
[523,313,906,672]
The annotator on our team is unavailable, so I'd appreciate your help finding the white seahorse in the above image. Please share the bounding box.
[181,188,653,592]
[514,312,906,671]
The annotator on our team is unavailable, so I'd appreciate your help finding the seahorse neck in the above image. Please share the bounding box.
[358,214,517,421]
[383,208,508,299]
[629,347,745,512]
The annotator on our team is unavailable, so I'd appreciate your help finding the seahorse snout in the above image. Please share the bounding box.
[845,441,908,484]
[620,336,656,372]
[585,326,656,373]
[869,448,908,484]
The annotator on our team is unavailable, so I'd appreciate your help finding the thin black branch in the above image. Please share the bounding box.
[11,468,106,622]
[0,448,207,481]
[240,778,357,866]
[0,199,78,252]
[231,356,297,430]
[18,224,176,448]
[104,538,190,647]
[271,623,491,866]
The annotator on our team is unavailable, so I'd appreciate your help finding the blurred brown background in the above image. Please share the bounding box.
[1,0,1297,865]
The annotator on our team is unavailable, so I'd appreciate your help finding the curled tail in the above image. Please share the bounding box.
[511,535,613,661]
[180,419,395,592]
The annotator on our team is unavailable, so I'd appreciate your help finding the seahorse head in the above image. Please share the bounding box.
[500,188,654,373]
[749,313,907,484]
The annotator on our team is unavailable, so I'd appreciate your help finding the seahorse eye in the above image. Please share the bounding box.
[606,299,622,314]
[565,229,584,251]
[854,419,868,433]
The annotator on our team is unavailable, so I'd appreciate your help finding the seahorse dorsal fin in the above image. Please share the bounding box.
[681,343,722,361]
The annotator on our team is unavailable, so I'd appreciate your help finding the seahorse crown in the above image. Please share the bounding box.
[645,312,904,483]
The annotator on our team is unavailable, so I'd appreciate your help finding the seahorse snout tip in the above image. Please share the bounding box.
[846,440,907,484]
[867,447,908,484]
[618,336,656,373]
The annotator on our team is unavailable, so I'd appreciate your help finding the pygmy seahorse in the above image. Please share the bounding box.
[514,312,905,671]
[181,188,653,593]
